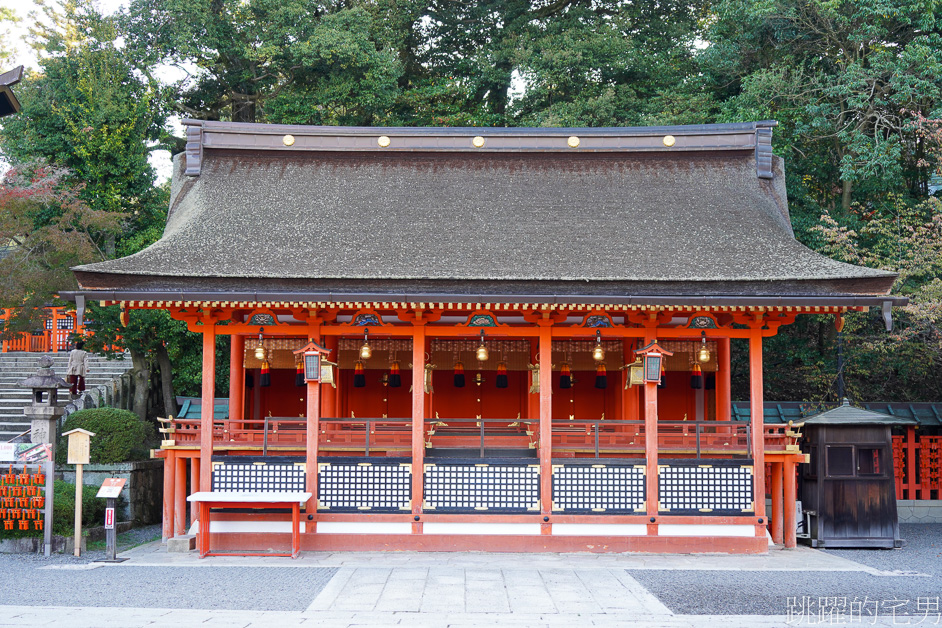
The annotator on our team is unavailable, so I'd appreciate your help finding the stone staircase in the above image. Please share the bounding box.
[0,352,134,441]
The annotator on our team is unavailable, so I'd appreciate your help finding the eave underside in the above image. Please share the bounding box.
[69,274,906,310]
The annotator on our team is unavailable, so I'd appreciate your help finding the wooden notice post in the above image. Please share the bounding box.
[63,428,94,557]
[95,478,127,563]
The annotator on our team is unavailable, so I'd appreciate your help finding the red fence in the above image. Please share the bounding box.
[892,430,942,500]
[0,308,83,353]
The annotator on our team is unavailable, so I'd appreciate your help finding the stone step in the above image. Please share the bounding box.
[0,353,135,439]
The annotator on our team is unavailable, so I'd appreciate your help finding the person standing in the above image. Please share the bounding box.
[67,340,90,398]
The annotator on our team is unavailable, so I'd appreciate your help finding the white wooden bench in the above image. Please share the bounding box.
[186,456,310,558]
[187,491,310,558]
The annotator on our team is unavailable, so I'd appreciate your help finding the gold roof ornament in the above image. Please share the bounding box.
[377,135,391,148]
[282,134,295,146]
[567,136,580,148]
[663,135,676,147]
[472,136,485,148]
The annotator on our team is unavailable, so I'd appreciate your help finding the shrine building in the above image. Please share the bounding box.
[67,121,904,554]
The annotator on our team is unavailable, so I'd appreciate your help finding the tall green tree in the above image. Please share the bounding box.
[122,0,401,124]
[0,0,168,255]
[705,0,942,230]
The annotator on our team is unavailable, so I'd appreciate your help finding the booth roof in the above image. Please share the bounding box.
[803,399,918,426]
[72,121,897,300]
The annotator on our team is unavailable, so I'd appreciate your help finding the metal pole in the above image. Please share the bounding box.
[105,497,116,560]
[43,457,53,557]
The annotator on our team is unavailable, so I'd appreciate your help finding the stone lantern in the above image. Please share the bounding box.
[18,355,69,446]
[17,354,68,557]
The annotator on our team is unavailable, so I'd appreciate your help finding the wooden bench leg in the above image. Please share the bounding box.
[199,502,210,558]
[292,504,300,558]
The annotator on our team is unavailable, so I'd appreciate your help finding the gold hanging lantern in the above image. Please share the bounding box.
[591,330,605,362]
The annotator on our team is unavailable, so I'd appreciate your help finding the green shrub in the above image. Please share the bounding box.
[57,408,156,464]
[51,480,109,537]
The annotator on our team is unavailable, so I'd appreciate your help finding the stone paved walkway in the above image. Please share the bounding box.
[0,538,931,627]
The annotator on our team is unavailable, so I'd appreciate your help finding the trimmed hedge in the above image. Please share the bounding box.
[51,480,110,536]
[56,408,155,464]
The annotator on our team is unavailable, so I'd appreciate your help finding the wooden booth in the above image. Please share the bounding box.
[66,121,905,555]
[800,400,914,549]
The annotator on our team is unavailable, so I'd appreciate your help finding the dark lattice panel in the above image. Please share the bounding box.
[552,464,645,513]
[45,318,74,330]
[317,461,411,512]
[423,462,540,513]
[211,460,306,492]
[658,463,754,514]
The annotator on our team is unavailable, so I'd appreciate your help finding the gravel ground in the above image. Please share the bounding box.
[629,524,942,618]
[0,524,337,611]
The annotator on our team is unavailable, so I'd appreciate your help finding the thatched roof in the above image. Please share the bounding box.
[72,121,898,305]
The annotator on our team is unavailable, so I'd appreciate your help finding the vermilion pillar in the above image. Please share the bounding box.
[770,462,783,545]
[174,455,187,535]
[305,379,320,528]
[161,450,175,542]
[411,323,427,531]
[538,324,553,522]
[749,330,766,522]
[717,337,731,421]
[189,457,200,524]
[229,335,245,427]
[322,336,338,419]
[784,460,797,548]
[906,426,917,500]
[623,339,639,422]
[643,331,658,519]
[199,323,216,492]
[306,326,322,529]
[528,340,539,422]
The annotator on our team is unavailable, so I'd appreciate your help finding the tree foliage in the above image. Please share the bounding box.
[0,161,120,333]
[122,0,401,124]
[706,0,942,225]
[1,0,940,404]
[0,6,20,66]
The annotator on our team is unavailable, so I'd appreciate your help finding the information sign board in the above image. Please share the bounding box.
[96,478,127,499]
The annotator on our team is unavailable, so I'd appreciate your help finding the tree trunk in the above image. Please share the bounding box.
[129,349,151,421]
[155,343,177,418]
[841,179,853,214]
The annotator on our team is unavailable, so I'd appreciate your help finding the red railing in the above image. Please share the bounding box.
[161,415,796,459]
[0,307,83,353]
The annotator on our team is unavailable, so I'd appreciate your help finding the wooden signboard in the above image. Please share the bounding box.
[63,429,94,466]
